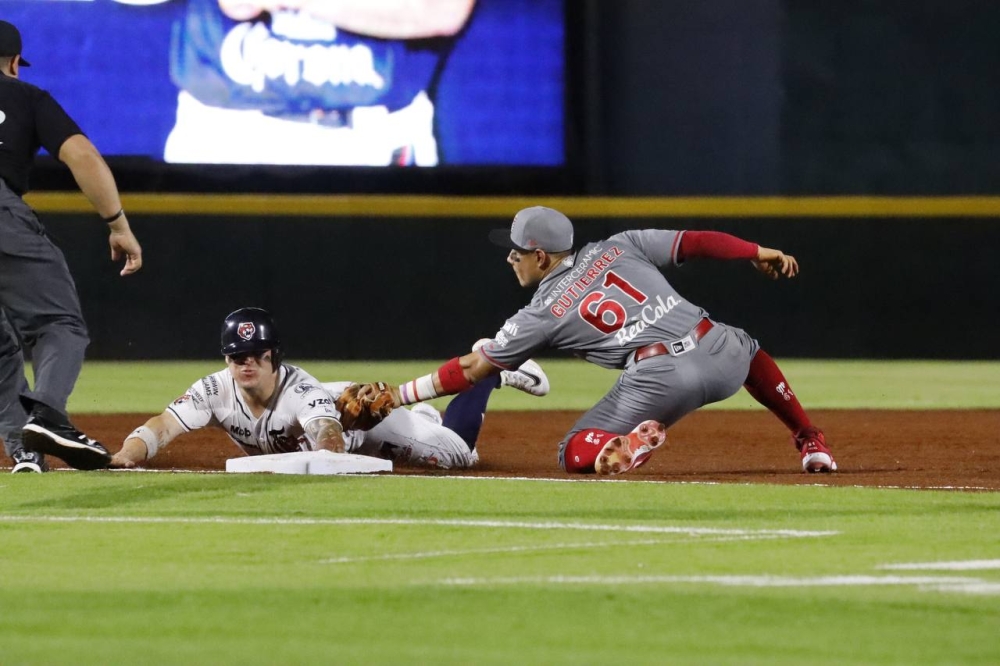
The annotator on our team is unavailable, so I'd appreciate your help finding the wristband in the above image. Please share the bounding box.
[399,374,439,405]
[126,425,160,458]
[399,357,473,405]
[437,356,473,394]
[103,208,125,223]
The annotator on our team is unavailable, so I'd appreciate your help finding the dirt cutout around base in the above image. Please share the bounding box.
[3,410,999,489]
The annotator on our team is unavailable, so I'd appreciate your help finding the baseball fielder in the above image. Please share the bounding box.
[110,307,548,470]
[377,206,837,476]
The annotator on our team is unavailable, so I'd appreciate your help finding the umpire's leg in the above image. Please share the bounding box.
[0,196,90,417]
[0,310,30,456]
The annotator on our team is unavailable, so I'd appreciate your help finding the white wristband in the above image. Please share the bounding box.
[399,374,439,405]
[126,425,160,458]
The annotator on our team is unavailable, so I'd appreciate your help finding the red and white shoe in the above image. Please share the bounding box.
[794,426,837,473]
[594,420,667,475]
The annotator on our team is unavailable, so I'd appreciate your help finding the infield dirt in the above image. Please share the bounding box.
[4,410,997,489]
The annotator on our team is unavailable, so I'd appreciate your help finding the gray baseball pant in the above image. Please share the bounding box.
[0,181,89,455]
[557,322,760,469]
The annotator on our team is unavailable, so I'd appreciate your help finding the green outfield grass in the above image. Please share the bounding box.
[1,475,998,665]
[49,359,1000,414]
[8,360,1000,664]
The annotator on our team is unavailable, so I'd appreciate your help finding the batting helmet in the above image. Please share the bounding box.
[220,307,283,369]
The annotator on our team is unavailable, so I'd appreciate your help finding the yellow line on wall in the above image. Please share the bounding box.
[22,193,1000,218]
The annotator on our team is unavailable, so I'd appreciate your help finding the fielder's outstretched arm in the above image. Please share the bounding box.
[391,351,498,407]
[678,230,799,280]
[110,412,187,468]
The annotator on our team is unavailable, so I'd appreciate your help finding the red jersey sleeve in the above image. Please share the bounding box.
[678,231,759,261]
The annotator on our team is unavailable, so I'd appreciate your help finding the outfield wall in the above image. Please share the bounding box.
[34,201,999,360]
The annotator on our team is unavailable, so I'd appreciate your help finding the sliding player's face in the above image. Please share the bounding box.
[226,350,274,390]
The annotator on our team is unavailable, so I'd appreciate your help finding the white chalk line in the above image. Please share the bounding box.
[319,533,791,565]
[3,515,994,594]
[878,559,1000,571]
[435,574,1000,596]
[4,466,996,490]
[0,514,836,538]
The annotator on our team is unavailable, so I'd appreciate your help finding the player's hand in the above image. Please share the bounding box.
[108,218,143,276]
[752,246,798,279]
[109,451,137,469]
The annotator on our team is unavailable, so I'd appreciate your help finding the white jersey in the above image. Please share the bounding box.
[166,365,338,455]
[162,371,477,469]
[323,381,477,470]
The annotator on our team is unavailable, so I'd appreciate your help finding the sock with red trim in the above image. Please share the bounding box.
[743,349,811,433]
[563,428,620,473]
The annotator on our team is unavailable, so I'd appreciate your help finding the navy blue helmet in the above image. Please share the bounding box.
[220,307,283,369]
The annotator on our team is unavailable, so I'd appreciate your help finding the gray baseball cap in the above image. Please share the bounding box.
[0,21,31,67]
[489,206,574,252]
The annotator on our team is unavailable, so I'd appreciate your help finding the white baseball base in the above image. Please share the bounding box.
[225,450,392,475]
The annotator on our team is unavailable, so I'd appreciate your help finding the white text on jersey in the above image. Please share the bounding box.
[614,294,684,345]
[549,246,625,318]
[220,23,386,94]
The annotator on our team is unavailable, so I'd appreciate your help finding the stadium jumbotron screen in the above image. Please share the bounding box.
[4,0,564,169]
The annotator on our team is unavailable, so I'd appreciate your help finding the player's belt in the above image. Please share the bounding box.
[633,318,715,362]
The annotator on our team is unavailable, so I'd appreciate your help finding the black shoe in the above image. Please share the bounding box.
[11,448,48,474]
[23,415,110,470]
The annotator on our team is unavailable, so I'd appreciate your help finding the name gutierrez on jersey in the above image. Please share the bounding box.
[221,23,386,94]
[548,246,625,318]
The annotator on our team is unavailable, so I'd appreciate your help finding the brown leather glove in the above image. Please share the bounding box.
[335,382,396,431]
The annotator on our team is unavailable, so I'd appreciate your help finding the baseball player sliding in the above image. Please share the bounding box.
[369,206,837,476]
[110,307,548,470]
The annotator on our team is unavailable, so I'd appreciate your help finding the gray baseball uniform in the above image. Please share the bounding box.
[476,229,760,466]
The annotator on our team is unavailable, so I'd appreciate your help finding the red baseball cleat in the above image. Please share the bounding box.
[794,426,837,473]
[594,420,667,475]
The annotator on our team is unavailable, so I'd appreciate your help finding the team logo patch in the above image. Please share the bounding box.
[172,393,192,405]
[237,322,256,340]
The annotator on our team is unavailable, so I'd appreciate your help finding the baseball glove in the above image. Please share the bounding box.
[335,382,396,431]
